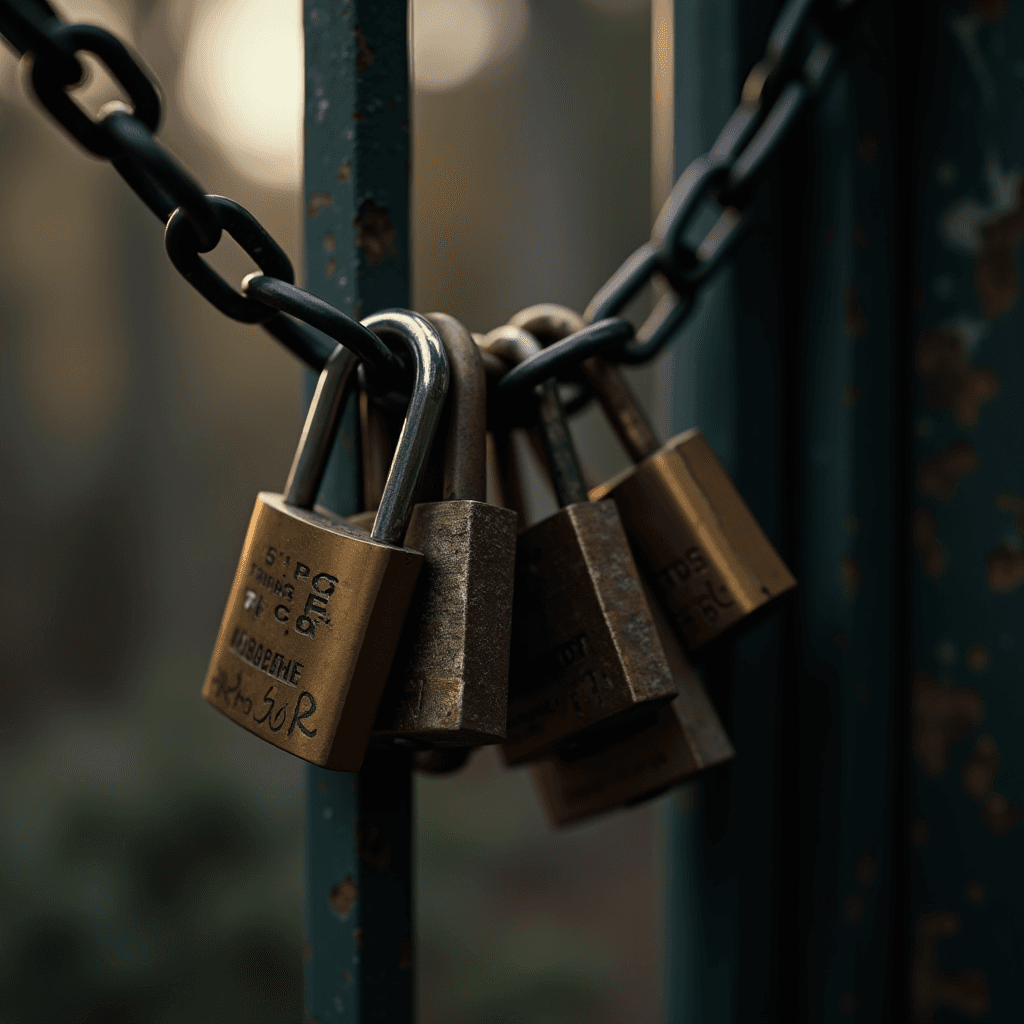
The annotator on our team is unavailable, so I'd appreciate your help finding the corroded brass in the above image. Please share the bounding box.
[203,312,448,770]
[529,578,734,827]
[483,325,677,765]
[508,304,795,649]
[372,313,517,746]
[589,427,796,648]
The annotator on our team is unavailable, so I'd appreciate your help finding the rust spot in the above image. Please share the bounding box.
[844,894,864,923]
[401,120,410,132]
[986,545,1024,593]
[856,853,876,888]
[966,644,990,672]
[964,880,987,906]
[917,442,979,499]
[357,823,391,870]
[913,509,949,578]
[857,130,878,165]
[844,286,868,338]
[354,27,375,73]
[995,490,1024,523]
[982,793,1021,835]
[329,875,359,919]
[342,969,352,984]
[969,0,1007,19]
[975,179,1024,320]
[842,384,860,407]
[353,926,363,947]
[352,109,364,122]
[911,911,989,1023]
[338,161,351,183]
[912,672,983,777]
[322,232,336,253]
[325,256,337,278]
[398,934,413,969]
[307,192,334,220]
[911,817,930,848]
[353,199,399,266]
[840,557,860,601]
[853,225,867,248]
[963,735,1000,799]
[915,327,1001,428]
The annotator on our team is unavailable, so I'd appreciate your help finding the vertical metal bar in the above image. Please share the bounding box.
[302,3,413,1022]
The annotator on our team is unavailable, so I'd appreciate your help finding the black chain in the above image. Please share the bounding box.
[0,0,868,405]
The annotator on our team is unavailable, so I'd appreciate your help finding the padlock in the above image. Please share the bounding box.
[372,312,518,746]
[509,304,796,649]
[482,325,677,765]
[529,576,734,827]
[202,311,449,770]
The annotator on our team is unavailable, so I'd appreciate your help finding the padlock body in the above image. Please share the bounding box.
[203,493,422,770]
[530,576,733,826]
[590,429,796,648]
[503,500,677,764]
[373,498,517,745]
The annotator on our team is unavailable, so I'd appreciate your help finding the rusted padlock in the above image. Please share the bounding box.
[509,304,796,649]
[482,325,677,765]
[373,313,518,746]
[529,577,734,826]
[202,312,448,770]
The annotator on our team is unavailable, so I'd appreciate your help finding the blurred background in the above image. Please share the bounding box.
[0,1,674,1021]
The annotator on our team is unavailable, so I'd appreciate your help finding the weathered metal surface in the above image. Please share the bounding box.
[592,428,796,649]
[530,577,733,827]
[302,1,413,1020]
[504,499,678,763]
[906,5,1023,1023]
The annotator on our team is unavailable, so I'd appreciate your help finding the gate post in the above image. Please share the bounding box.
[301,4,413,1022]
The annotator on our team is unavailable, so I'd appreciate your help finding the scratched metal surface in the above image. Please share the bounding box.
[664,1,1023,1022]
[907,5,1024,1023]
[302,2,413,1021]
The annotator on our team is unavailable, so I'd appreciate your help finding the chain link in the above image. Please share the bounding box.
[0,0,869,412]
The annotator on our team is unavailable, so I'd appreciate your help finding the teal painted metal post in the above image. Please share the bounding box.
[301,3,413,1022]
[664,2,1023,1022]
[907,7,1024,1022]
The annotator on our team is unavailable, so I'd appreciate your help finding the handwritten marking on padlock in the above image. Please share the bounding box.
[209,668,319,739]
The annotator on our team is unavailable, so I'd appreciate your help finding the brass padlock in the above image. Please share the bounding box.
[373,312,518,746]
[483,325,677,765]
[202,311,449,770]
[529,577,734,827]
[509,304,796,649]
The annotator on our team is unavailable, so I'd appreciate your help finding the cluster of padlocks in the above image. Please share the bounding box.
[202,303,796,827]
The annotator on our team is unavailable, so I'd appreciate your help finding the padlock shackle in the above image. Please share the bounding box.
[363,310,449,546]
[483,325,588,508]
[510,303,660,463]
[425,312,486,503]
[283,343,359,510]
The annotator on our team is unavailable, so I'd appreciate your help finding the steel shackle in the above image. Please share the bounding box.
[423,312,487,504]
[283,344,360,511]
[362,310,449,545]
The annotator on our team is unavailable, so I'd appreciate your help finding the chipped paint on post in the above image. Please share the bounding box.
[302,2,413,1022]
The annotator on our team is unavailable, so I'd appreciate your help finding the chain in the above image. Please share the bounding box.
[0,0,868,408]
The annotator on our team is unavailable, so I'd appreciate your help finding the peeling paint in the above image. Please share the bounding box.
[917,441,978,499]
[307,192,334,219]
[354,26,374,74]
[912,671,984,777]
[329,875,359,919]
[353,199,399,265]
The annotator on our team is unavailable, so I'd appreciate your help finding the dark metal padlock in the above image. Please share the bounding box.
[529,577,734,827]
[483,325,678,765]
[202,312,449,770]
[373,312,518,746]
[509,304,796,649]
